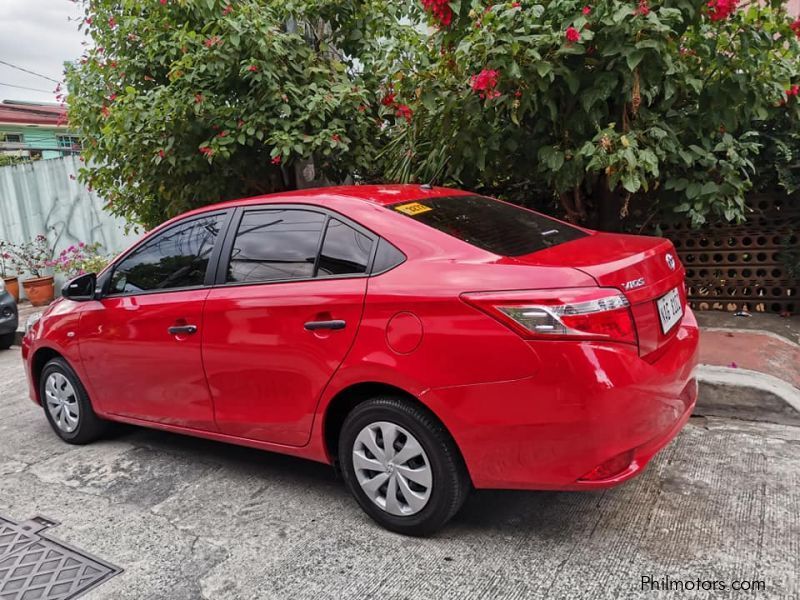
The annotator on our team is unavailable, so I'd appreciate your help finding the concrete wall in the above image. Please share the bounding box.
[0,155,139,286]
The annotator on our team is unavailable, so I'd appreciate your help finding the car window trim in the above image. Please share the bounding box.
[213,203,380,288]
[103,209,233,299]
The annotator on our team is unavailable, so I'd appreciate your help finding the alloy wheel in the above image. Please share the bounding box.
[45,372,80,433]
[352,421,432,516]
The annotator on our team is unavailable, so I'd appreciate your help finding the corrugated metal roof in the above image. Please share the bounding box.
[0,100,66,126]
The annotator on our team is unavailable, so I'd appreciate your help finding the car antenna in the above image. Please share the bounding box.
[421,157,450,191]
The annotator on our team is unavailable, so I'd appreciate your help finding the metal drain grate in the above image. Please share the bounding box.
[0,515,121,600]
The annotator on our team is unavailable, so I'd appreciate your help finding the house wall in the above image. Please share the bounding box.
[0,155,140,287]
[0,125,75,160]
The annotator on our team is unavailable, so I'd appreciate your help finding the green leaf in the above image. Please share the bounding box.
[626,50,644,71]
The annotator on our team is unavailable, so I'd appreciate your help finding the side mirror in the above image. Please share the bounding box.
[62,273,97,302]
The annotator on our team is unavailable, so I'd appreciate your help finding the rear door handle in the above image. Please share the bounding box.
[168,325,198,335]
[304,320,346,331]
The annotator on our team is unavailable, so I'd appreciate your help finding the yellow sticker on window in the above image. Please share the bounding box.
[394,202,433,216]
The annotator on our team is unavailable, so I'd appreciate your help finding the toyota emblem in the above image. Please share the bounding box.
[665,253,676,271]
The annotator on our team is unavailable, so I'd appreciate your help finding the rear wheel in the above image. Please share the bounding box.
[338,396,470,536]
[40,358,106,444]
[0,332,14,350]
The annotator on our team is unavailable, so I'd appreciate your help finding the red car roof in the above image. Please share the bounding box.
[209,184,471,209]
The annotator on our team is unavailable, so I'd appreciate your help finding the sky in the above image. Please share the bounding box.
[0,0,85,104]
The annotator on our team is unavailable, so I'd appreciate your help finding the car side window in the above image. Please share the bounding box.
[317,218,373,276]
[109,214,224,295]
[227,209,326,284]
[372,238,406,274]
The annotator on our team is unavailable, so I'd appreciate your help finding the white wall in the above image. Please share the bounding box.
[0,156,139,287]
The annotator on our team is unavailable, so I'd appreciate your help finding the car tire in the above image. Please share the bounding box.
[338,396,470,536]
[40,357,106,445]
[0,332,14,350]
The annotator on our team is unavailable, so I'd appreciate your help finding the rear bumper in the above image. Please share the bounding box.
[0,292,18,336]
[423,308,700,490]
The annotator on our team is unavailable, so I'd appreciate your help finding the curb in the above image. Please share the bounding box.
[696,364,800,414]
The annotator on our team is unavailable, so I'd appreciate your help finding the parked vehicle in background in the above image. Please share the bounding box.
[21,185,699,535]
[0,278,18,349]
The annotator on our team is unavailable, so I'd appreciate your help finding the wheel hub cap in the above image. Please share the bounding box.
[352,421,432,516]
[44,373,80,433]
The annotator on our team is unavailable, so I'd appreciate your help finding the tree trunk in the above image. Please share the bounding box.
[594,177,624,232]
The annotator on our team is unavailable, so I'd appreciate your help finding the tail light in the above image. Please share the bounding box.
[461,288,638,345]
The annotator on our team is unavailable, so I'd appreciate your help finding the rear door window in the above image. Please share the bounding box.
[227,209,325,283]
[390,195,586,256]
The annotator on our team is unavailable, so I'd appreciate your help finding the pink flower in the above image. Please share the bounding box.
[636,0,649,15]
[791,20,800,38]
[470,69,501,99]
[160,0,167,4]
[331,134,342,142]
[108,16,117,28]
[582,5,591,15]
[566,26,581,43]
[395,104,413,123]
[707,0,738,21]
[787,85,799,97]
[381,92,396,107]
[271,155,282,165]
[199,146,214,157]
[420,0,453,27]
[247,65,258,72]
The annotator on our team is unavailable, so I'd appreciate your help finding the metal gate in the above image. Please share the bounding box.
[662,194,799,314]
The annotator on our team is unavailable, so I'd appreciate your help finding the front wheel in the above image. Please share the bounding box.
[40,357,106,444]
[338,396,470,536]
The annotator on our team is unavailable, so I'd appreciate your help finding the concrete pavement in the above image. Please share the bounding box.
[1,347,799,599]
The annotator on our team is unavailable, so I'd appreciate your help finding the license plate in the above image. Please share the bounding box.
[657,287,683,334]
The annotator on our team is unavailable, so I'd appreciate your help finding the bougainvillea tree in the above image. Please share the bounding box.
[378,0,800,229]
[65,0,412,228]
[67,0,800,231]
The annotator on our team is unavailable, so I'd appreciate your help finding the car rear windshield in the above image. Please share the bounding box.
[389,195,587,257]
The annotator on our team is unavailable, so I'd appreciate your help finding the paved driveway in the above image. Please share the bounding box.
[1,347,798,599]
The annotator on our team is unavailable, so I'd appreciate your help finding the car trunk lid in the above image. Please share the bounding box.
[511,232,687,359]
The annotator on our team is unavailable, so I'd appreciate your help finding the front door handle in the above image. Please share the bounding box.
[168,324,198,335]
[304,320,346,331]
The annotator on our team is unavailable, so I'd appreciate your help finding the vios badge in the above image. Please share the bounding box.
[623,277,646,291]
[665,253,676,271]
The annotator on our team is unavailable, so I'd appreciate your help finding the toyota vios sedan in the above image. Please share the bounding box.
[22,185,698,535]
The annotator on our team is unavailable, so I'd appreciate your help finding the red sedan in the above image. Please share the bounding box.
[22,185,698,535]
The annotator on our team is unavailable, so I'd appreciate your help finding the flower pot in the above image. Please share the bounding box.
[22,276,55,307]
[2,276,19,303]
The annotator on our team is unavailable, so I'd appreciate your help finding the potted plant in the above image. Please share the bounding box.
[49,242,110,279]
[12,235,55,306]
[0,241,20,302]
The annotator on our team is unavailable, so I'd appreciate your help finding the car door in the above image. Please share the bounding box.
[202,206,374,446]
[79,211,229,429]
